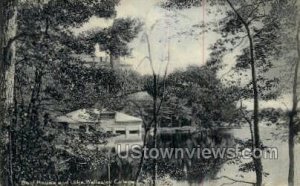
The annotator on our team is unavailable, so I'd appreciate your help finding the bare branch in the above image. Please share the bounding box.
[247,15,266,24]
[145,33,156,76]
[135,56,150,70]
[214,176,255,185]
[156,40,171,116]
[231,36,247,50]
[226,0,248,27]
[247,1,264,19]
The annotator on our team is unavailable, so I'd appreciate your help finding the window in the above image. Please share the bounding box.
[79,125,86,132]
[61,122,69,131]
[129,130,139,134]
[116,130,126,135]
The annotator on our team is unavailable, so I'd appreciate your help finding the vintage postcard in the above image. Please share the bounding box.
[0,0,299,185]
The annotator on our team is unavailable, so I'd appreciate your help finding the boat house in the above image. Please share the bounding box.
[54,109,143,147]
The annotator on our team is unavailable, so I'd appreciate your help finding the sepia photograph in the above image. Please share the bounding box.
[0,0,299,185]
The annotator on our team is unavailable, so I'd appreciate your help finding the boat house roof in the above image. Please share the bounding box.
[55,109,142,124]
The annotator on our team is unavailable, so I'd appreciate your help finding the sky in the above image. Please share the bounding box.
[73,0,297,110]
[74,0,218,75]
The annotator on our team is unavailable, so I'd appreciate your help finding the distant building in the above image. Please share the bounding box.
[72,54,132,70]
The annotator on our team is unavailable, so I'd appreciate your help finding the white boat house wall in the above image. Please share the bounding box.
[54,109,143,150]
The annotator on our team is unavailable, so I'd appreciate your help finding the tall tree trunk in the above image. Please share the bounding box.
[288,23,300,186]
[247,26,263,186]
[226,1,263,185]
[143,33,158,186]
[31,69,43,126]
[27,68,43,126]
[152,74,158,186]
[0,0,18,185]
[134,127,149,185]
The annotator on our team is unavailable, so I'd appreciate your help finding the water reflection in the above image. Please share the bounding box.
[94,129,235,185]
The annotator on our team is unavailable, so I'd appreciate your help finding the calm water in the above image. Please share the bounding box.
[74,129,236,185]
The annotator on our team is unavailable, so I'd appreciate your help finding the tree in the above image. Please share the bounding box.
[0,0,18,185]
[164,65,240,128]
[288,20,300,186]
[123,92,154,185]
[10,0,123,184]
[273,1,300,185]
[223,2,263,185]
[126,65,240,185]
[143,33,160,186]
[11,0,147,184]
[79,18,142,69]
[121,31,170,185]
[162,1,287,185]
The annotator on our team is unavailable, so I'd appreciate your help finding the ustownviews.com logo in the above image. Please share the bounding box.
[116,144,278,160]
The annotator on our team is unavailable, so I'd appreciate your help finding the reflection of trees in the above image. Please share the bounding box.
[132,130,234,184]
[63,130,233,184]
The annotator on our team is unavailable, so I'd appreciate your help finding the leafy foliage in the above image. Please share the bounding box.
[162,65,241,128]
[11,0,139,183]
